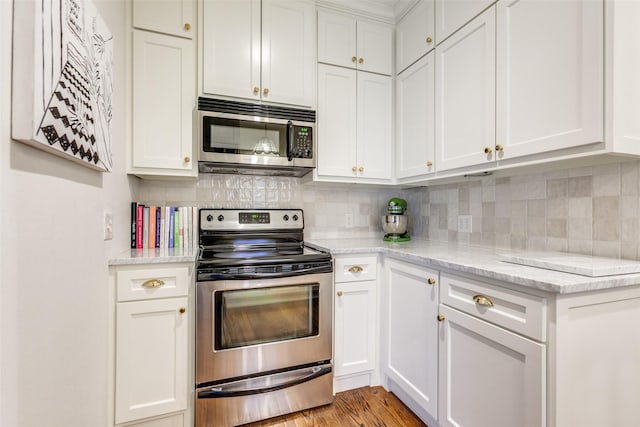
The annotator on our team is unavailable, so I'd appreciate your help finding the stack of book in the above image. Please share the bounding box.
[131,203,198,250]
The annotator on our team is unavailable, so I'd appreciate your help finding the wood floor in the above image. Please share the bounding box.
[243,386,428,427]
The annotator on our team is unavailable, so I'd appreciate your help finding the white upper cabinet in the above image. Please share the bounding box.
[608,0,640,154]
[202,0,315,107]
[261,1,316,106]
[318,9,393,76]
[133,0,194,39]
[435,6,496,173]
[396,51,435,180]
[131,30,195,176]
[496,0,603,161]
[395,0,435,74]
[316,64,392,182]
[435,0,495,43]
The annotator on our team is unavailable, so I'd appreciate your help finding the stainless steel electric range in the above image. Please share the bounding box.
[195,208,333,427]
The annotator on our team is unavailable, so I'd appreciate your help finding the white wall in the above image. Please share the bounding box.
[0,1,133,426]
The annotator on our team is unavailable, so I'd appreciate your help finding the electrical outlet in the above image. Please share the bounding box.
[458,215,472,233]
[104,211,114,240]
[345,213,353,228]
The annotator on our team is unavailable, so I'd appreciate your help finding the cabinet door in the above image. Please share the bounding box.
[132,30,195,174]
[357,72,392,180]
[261,0,315,107]
[202,0,261,100]
[496,0,603,160]
[438,305,545,427]
[396,0,435,74]
[133,0,194,39]
[396,52,435,180]
[317,64,357,178]
[435,6,495,172]
[317,9,357,69]
[435,0,494,43]
[385,260,439,417]
[115,297,189,424]
[334,280,376,377]
[356,20,393,75]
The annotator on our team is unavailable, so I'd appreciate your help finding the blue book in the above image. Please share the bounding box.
[169,207,175,248]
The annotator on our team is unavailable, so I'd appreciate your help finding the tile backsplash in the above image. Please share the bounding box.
[137,159,640,259]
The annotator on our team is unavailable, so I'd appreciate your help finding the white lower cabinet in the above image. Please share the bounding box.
[437,272,546,427]
[110,263,193,427]
[333,255,378,392]
[437,305,545,427]
[384,259,439,418]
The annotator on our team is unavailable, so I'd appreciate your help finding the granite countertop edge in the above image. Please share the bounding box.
[305,238,640,295]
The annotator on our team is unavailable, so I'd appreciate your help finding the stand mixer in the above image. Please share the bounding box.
[382,198,410,242]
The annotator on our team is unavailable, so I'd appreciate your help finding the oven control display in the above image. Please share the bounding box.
[239,212,270,224]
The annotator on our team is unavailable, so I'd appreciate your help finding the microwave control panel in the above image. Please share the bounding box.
[292,126,313,158]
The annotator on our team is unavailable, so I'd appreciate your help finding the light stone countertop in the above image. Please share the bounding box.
[305,237,640,294]
[108,247,198,266]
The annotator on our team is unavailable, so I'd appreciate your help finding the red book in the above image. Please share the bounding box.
[136,204,144,249]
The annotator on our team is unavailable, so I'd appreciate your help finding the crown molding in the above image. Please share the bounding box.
[316,0,418,23]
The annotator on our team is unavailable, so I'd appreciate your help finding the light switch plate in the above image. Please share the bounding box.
[104,211,114,240]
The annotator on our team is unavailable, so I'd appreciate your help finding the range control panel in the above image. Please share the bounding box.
[200,209,304,231]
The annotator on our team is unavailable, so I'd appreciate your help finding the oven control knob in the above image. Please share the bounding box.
[283,214,289,221]
[206,214,213,222]
[293,214,299,221]
[217,214,224,222]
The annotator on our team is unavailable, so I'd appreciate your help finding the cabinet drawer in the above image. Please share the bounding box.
[116,265,190,302]
[335,256,377,283]
[440,273,547,341]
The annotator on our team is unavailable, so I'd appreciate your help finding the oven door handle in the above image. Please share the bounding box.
[197,365,331,399]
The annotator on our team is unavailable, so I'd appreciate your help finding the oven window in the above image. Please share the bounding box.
[214,284,320,350]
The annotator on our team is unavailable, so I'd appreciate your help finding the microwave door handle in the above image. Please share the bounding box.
[286,121,294,161]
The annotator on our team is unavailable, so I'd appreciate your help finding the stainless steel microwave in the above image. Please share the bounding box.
[198,98,316,177]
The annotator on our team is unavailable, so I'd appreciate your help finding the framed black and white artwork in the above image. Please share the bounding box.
[11,0,114,172]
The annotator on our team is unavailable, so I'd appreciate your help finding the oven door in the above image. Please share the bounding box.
[196,271,332,385]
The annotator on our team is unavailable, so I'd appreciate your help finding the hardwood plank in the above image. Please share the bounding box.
[242,386,428,427]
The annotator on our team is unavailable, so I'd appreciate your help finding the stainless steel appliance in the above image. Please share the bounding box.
[195,209,333,427]
[198,98,316,177]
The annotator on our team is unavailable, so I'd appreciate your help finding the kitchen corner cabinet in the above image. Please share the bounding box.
[317,9,393,76]
[202,0,315,108]
[496,0,603,162]
[111,263,193,427]
[395,0,435,75]
[133,0,194,39]
[316,64,392,183]
[130,30,196,177]
[435,5,496,173]
[333,255,378,392]
[384,259,439,418]
[396,51,435,181]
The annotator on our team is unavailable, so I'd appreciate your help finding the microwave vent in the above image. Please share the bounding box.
[198,97,316,122]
